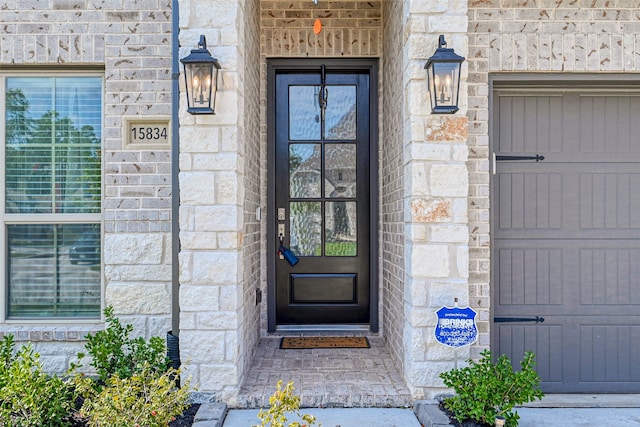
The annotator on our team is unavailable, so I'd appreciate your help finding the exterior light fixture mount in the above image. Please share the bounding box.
[425,34,464,114]
[180,35,221,115]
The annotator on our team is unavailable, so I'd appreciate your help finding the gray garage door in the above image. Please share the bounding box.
[492,86,640,393]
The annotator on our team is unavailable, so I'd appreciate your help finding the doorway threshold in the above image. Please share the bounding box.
[275,324,371,334]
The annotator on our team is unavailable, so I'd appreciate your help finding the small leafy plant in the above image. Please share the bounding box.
[74,362,190,427]
[439,350,544,427]
[0,335,75,427]
[77,305,169,382]
[254,380,317,427]
[71,305,191,426]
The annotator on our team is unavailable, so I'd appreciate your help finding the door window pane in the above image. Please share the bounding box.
[290,202,321,256]
[325,144,356,198]
[325,201,357,256]
[290,144,321,198]
[289,86,321,140]
[7,223,101,318]
[325,85,356,140]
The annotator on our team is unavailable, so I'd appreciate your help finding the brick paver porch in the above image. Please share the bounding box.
[236,337,412,409]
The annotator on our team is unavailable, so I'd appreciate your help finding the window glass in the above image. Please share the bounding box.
[4,76,102,318]
[290,144,321,198]
[7,224,101,318]
[289,201,322,256]
[325,85,356,140]
[289,86,321,141]
[325,144,356,198]
[325,201,357,256]
[5,77,102,214]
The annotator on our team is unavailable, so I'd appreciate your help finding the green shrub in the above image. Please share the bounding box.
[254,380,317,427]
[0,335,74,427]
[77,306,168,382]
[439,350,544,427]
[74,362,189,427]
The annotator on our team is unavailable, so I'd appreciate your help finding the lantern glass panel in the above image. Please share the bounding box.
[185,63,214,110]
[430,62,460,110]
[210,67,219,111]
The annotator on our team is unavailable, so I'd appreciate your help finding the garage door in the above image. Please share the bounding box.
[492,86,640,393]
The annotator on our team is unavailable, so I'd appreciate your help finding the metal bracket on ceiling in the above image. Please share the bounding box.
[313,0,318,4]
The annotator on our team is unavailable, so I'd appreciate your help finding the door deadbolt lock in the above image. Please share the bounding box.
[277,208,286,221]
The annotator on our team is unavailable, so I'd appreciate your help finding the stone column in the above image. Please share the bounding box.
[403,0,470,399]
[177,0,244,403]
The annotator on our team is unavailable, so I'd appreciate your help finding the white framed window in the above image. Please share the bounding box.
[1,73,103,319]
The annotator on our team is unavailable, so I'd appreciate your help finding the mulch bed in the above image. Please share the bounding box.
[439,401,492,427]
[65,403,201,427]
[169,404,200,427]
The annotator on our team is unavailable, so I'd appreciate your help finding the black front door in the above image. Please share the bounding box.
[268,60,377,330]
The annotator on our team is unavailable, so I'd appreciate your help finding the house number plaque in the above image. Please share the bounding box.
[124,117,171,149]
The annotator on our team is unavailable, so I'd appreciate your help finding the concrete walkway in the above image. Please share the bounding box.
[516,407,640,426]
[193,395,640,427]
[516,394,640,427]
[414,394,640,427]
[222,407,422,427]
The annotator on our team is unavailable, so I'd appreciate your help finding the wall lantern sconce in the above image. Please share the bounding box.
[180,35,221,115]
[424,35,465,114]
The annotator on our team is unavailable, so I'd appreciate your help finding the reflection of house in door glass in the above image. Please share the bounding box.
[288,83,358,257]
[325,85,356,140]
[325,144,357,256]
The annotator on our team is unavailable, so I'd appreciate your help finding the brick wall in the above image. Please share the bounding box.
[260,0,381,57]
[240,0,262,392]
[467,0,640,359]
[381,0,406,385]
[258,0,384,333]
[0,0,173,373]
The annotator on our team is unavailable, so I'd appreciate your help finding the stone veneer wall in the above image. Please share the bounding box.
[0,0,172,374]
[177,0,253,403]
[466,0,640,361]
[402,0,470,399]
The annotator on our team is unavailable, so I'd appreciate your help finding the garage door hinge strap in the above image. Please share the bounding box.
[494,316,545,324]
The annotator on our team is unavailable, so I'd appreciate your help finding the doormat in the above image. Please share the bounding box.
[280,336,370,349]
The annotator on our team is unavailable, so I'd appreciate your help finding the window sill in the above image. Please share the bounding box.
[0,324,104,342]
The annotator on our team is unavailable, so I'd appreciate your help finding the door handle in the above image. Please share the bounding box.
[277,224,285,260]
[494,316,545,324]
[495,154,545,162]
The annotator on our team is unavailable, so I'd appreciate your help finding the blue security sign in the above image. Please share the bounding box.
[435,306,478,348]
